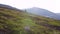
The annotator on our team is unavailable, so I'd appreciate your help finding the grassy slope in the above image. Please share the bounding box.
[0,8,60,34]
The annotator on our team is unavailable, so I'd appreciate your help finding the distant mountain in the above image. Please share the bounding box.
[26,7,60,20]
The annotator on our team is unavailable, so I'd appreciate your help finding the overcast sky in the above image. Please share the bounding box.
[0,0,59,13]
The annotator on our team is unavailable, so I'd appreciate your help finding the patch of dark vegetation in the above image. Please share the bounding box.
[36,22,60,31]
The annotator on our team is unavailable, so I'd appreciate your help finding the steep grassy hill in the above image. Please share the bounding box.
[0,6,60,34]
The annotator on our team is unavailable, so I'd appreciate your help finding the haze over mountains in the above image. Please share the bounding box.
[0,4,60,20]
[26,7,60,20]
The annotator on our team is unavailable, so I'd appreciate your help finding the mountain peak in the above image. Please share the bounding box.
[30,7,42,9]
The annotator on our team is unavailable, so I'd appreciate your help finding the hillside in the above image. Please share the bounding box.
[0,4,60,34]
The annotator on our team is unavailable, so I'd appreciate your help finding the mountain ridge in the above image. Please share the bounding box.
[0,4,22,11]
